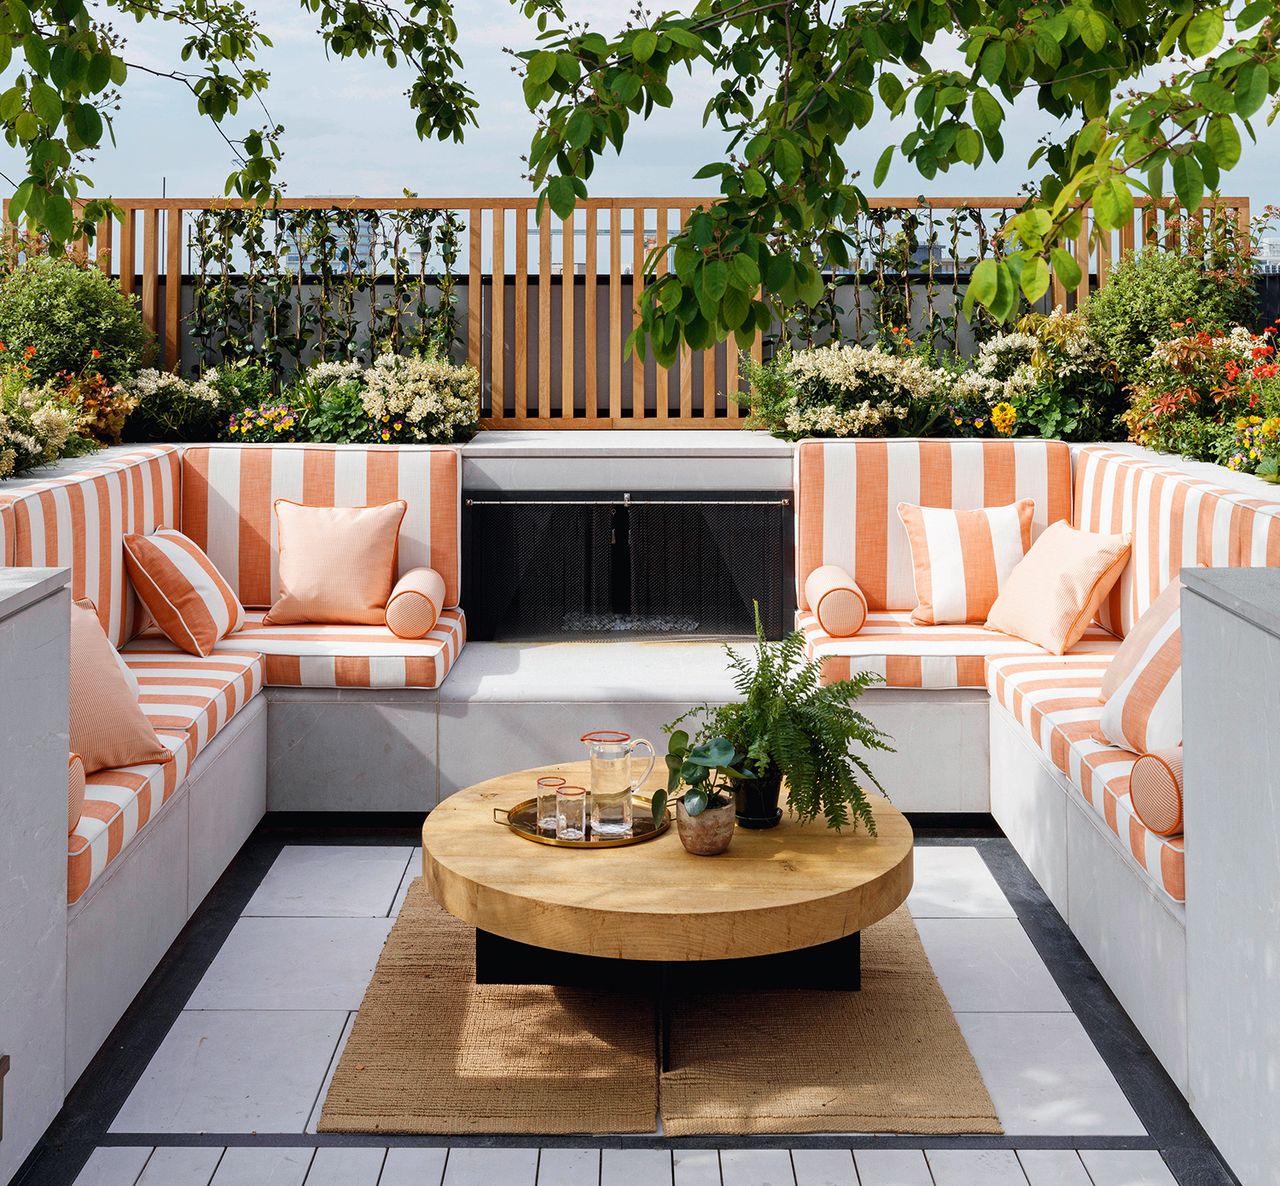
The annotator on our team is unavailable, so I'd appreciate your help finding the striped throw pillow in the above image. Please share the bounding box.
[896,499,1035,625]
[123,529,245,657]
[1099,578,1182,754]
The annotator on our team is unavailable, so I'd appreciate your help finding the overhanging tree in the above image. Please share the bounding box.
[2,1,1277,359]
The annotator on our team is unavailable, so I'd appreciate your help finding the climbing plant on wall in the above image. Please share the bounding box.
[188,203,464,377]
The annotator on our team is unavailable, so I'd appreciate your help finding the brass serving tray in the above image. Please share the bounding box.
[493,795,670,848]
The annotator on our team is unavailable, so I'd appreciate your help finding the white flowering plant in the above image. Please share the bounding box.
[0,356,95,480]
[291,360,367,444]
[361,351,479,444]
[739,343,944,441]
[122,368,224,441]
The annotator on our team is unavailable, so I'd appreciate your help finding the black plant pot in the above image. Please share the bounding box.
[734,767,783,829]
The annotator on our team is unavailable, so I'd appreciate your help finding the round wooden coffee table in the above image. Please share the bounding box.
[422,761,914,1066]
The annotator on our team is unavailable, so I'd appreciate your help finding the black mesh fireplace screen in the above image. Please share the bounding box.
[462,492,793,641]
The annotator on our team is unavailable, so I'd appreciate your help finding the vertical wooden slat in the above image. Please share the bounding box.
[632,205,646,418]
[1120,208,1136,258]
[609,205,622,421]
[1096,220,1112,288]
[514,207,528,418]
[164,204,183,369]
[561,210,575,419]
[653,206,669,420]
[141,207,160,340]
[1073,209,1090,308]
[96,216,112,275]
[1142,202,1158,245]
[584,205,598,418]
[118,207,136,296]
[723,336,738,421]
[702,333,716,419]
[467,207,482,374]
[678,205,693,421]
[538,204,551,418]
[490,207,505,421]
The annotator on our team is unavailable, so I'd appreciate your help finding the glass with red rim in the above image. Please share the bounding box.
[535,775,566,835]
[555,785,587,841]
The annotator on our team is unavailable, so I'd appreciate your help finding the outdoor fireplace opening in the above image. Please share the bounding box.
[462,492,793,641]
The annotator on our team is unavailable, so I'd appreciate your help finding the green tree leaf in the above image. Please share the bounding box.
[1172,153,1205,212]
[1185,7,1225,55]
[632,30,658,63]
[1050,246,1082,291]
[1206,114,1242,169]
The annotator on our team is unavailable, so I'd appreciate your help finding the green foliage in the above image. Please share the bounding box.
[1085,248,1257,380]
[652,732,750,822]
[122,369,226,442]
[292,362,368,444]
[0,256,151,383]
[665,612,893,834]
[205,359,276,411]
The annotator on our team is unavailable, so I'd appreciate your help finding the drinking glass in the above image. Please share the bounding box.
[535,776,565,835]
[580,730,656,840]
[556,785,587,841]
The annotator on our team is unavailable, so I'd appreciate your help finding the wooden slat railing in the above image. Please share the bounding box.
[0,194,1251,429]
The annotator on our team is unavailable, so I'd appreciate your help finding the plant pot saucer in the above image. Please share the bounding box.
[736,807,783,830]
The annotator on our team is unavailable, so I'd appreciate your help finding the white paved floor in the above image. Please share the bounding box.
[76,844,1179,1186]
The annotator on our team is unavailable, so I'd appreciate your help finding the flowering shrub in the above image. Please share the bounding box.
[360,352,479,444]
[738,343,942,440]
[123,369,224,442]
[1228,417,1280,482]
[293,361,368,444]
[0,355,95,479]
[228,403,301,442]
[57,367,136,445]
[1122,325,1279,465]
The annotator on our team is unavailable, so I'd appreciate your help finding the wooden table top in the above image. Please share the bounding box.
[422,761,914,962]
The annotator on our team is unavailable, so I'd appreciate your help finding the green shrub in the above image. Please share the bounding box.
[1084,250,1256,381]
[0,257,152,383]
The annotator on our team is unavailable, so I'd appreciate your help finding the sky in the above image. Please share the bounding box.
[4,2,1278,210]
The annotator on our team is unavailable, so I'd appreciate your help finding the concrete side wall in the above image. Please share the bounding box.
[1183,568,1280,1186]
[0,569,69,1185]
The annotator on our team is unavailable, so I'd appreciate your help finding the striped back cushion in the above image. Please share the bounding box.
[0,500,13,565]
[795,439,1072,611]
[0,446,182,646]
[1098,576,1182,753]
[180,445,462,609]
[1073,446,1280,637]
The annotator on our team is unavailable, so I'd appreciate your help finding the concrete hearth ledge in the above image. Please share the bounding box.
[0,566,69,621]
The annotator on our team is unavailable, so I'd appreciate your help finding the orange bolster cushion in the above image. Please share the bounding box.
[804,565,868,637]
[1130,749,1184,837]
[384,567,447,639]
[68,753,86,834]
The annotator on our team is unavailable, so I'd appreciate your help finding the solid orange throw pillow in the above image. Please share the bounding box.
[265,500,408,625]
[70,600,169,775]
[984,521,1131,655]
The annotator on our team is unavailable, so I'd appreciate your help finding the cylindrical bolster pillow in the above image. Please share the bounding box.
[1130,749,1183,837]
[384,567,447,639]
[804,565,868,637]
[68,753,86,834]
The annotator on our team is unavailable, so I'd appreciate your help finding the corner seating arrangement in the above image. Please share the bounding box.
[793,437,1280,1089]
[0,442,464,1082]
[4,434,1280,1100]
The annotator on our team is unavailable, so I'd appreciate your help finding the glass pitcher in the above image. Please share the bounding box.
[580,730,656,839]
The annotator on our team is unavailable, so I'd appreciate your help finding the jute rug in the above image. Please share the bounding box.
[319,879,1000,1136]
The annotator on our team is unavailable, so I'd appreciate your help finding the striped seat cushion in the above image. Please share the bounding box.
[986,650,1185,904]
[69,649,264,905]
[799,610,1118,689]
[134,608,467,689]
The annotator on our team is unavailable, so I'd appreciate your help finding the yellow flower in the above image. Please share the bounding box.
[991,401,1018,437]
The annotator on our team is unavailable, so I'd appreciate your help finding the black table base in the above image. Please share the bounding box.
[474,929,861,1071]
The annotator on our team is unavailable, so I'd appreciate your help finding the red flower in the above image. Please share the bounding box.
[1252,344,1275,360]
[24,344,36,358]
[90,348,101,360]
[1254,362,1279,380]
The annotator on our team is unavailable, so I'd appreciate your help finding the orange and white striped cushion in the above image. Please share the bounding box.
[986,651,1184,903]
[180,444,462,610]
[385,567,446,638]
[0,445,181,646]
[1073,445,1280,637]
[795,438,1072,612]
[897,499,1034,625]
[799,609,1117,689]
[69,648,264,904]
[123,528,245,656]
[1130,750,1184,837]
[985,522,1131,655]
[134,608,466,689]
[803,565,867,636]
[1098,578,1182,754]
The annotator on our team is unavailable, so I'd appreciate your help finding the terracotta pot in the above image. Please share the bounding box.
[676,795,736,855]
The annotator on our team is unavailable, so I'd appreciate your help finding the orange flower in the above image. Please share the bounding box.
[0,341,7,351]
[24,344,36,358]
[90,348,101,360]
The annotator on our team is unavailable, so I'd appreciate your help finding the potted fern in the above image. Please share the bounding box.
[664,614,893,833]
